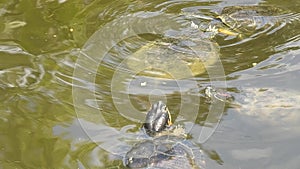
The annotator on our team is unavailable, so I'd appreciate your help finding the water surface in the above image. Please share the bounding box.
[0,0,300,168]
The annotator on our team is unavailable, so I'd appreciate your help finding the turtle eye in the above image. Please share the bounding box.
[163,105,168,111]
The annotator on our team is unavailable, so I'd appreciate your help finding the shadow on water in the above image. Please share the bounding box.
[0,0,300,168]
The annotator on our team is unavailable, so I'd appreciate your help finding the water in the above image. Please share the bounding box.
[0,0,299,168]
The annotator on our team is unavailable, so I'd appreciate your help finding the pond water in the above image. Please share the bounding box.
[0,0,300,168]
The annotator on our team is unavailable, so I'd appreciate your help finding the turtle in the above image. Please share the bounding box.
[204,86,300,124]
[214,5,297,36]
[183,5,297,37]
[123,101,206,169]
[125,27,220,79]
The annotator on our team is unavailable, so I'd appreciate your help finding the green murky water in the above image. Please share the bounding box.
[0,0,300,168]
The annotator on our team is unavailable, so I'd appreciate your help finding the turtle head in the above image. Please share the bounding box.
[143,101,172,136]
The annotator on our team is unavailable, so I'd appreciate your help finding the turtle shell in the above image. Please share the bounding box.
[125,30,219,79]
[217,5,291,33]
[123,134,205,169]
[205,86,300,124]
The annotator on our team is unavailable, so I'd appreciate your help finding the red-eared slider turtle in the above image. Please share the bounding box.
[215,5,297,35]
[125,28,219,79]
[123,101,206,169]
[183,5,298,37]
[205,86,300,124]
